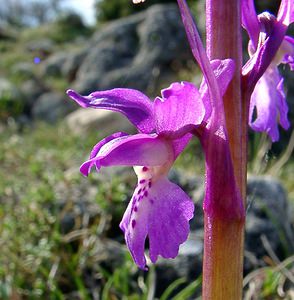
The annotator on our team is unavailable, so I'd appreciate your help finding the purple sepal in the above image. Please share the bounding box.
[66,88,155,133]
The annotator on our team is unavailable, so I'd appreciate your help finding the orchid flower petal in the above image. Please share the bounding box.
[277,0,294,25]
[66,89,155,133]
[120,173,194,269]
[154,82,206,134]
[81,132,129,175]
[241,0,260,50]
[249,66,290,142]
[80,134,173,176]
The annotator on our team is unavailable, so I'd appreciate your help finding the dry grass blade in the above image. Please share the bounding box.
[269,129,294,176]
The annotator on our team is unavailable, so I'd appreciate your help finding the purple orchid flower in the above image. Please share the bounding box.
[67,83,203,270]
[67,57,237,269]
[242,0,293,141]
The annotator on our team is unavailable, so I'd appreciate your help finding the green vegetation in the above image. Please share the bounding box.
[20,12,93,45]
[0,122,204,299]
[0,122,293,299]
[0,123,136,299]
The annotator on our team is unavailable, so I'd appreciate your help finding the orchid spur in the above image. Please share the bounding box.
[242,0,294,141]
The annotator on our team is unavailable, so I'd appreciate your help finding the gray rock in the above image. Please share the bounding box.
[32,92,76,122]
[40,52,69,77]
[20,79,47,109]
[155,230,203,298]
[135,4,190,64]
[26,38,55,55]
[37,48,87,81]
[11,62,36,80]
[61,50,87,82]
[64,108,135,136]
[0,78,18,98]
[168,169,204,230]
[73,4,192,95]
[245,176,294,272]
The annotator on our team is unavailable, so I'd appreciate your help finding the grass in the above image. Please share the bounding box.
[0,121,293,299]
[0,122,204,299]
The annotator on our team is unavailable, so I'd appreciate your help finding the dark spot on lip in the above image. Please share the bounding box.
[131,219,136,228]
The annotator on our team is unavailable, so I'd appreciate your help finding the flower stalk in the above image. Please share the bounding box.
[203,0,246,299]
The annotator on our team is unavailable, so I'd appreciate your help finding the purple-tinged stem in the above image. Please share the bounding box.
[203,0,246,299]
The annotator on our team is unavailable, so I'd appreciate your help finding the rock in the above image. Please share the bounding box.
[168,169,204,230]
[64,108,135,136]
[11,62,36,80]
[155,230,203,298]
[61,50,87,82]
[0,78,19,98]
[26,38,55,56]
[20,79,47,112]
[73,4,192,95]
[244,176,294,273]
[91,238,127,270]
[169,169,204,200]
[40,52,69,77]
[136,4,190,64]
[32,92,76,123]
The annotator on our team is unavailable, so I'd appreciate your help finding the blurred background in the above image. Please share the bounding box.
[0,0,293,299]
